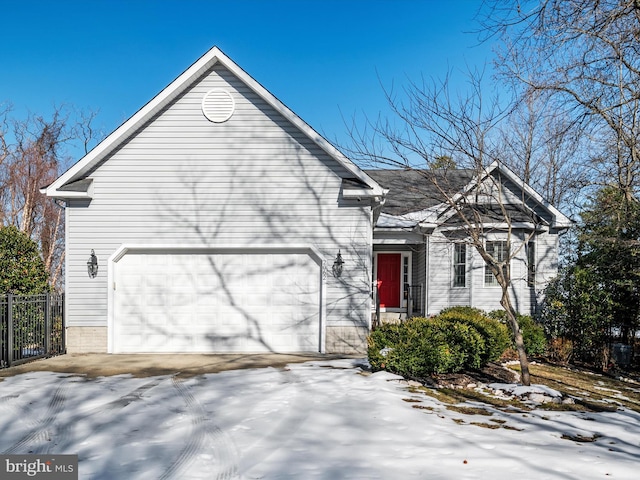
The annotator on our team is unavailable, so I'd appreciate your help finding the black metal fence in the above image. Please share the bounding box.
[407,284,424,318]
[1,293,65,368]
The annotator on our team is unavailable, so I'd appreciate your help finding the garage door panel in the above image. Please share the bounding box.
[246,294,269,307]
[113,251,320,353]
[172,314,194,327]
[119,334,144,349]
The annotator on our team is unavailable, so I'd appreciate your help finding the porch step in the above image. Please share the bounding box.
[373,312,409,324]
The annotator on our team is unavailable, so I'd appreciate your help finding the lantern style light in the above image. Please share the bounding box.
[332,250,344,277]
[87,250,98,278]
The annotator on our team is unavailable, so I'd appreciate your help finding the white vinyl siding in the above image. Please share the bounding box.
[532,231,559,287]
[427,232,471,313]
[64,64,373,338]
[426,230,553,316]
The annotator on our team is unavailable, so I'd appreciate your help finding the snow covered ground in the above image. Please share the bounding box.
[0,358,638,479]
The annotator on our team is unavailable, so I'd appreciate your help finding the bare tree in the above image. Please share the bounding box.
[498,89,586,214]
[345,71,542,385]
[0,106,100,290]
[481,0,640,199]
[0,104,11,215]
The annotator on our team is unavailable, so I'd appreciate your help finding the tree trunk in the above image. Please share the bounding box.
[500,288,531,386]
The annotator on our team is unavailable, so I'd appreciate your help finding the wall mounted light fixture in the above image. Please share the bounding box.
[332,250,344,277]
[87,249,98,278]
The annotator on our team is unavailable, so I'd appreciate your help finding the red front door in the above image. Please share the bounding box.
[377,254,401,308]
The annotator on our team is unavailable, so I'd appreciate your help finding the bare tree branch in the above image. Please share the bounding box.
[343,69,547,385]
[0,106,101,291]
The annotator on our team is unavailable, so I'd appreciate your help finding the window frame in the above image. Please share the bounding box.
[484,240,509,287]
[526,240,536,288]
[453,243,467,288]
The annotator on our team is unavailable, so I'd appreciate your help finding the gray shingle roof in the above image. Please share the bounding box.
[365,169,475,216]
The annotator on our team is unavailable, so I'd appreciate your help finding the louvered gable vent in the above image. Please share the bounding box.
[202,89,235,122]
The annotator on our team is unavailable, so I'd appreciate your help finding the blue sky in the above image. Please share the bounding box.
[1,0,495,164]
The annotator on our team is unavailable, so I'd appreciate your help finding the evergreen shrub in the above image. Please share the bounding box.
[489,310,547,357]
[367,309,509,378]
[438,307,511,363]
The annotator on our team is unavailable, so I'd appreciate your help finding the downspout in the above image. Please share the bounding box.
[425,234,430,316]
[369,202,374,330]
[370,192,387,328]
[469,241,473,309]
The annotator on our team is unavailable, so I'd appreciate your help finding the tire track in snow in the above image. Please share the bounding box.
[0,380,63,428]
[46,377,166,454]
[159,376,239,480]
[0,394,20,402]
[3,381,68,454]
[96,377,165,411]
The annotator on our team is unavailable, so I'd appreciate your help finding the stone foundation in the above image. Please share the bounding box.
[325,326,369,355]
[65,325,370,355]
[66,327,108,353]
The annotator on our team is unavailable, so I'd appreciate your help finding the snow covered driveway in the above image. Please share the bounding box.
[0,359,638,479]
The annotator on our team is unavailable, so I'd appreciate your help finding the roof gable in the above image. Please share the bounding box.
[43,47,384,198]
[368,162,573,230]
[485,162,573,229]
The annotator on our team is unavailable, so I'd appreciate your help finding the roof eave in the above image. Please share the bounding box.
[45,49,224,196]
[343,187,388,203]
[44,46,385,198]
[488,161,574,229]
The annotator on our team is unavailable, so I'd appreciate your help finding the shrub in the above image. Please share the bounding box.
[439,306,486,319]
[435,319,485,370]
[437,307,511,363]
[367,318,455,377]
[547,337,573,365]
[367,315,487,378]
[518,315,547,357]
[0,226,49,294]
[367,322,411,372]
[489,310,547,357]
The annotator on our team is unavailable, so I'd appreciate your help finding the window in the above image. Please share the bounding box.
[403,255,410,301]
[527,241,536,287]
[485,241,509,286]
[453,243,466,287]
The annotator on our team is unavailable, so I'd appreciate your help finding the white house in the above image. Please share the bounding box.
[42,47,571,355]
[366,167,573,322]
[42,47,385,355]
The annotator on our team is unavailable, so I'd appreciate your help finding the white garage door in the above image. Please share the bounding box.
[112,251,321,353]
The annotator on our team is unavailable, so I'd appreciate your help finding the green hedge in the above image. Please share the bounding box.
[367,318,475,377]
[367,309,510,378]
[438,307,511,363]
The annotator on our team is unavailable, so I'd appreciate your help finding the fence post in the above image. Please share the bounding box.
[45,293,52,355]
[62,293,66,354]
[7,294,13,367]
